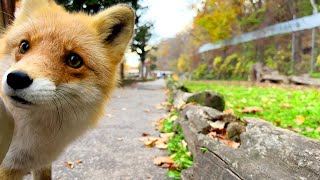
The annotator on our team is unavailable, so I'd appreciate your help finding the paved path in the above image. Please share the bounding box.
[26,80,169,180]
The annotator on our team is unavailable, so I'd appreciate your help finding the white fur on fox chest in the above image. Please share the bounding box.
[1,94,100,171]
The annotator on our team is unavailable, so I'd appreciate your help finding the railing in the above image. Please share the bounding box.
[198,13,320,53]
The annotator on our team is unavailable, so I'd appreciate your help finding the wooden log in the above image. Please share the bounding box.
[179,106,320,180]
[173,90,225,111]
[289,75,320,86]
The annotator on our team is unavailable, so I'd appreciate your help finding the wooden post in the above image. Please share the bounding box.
[310,0,318,74]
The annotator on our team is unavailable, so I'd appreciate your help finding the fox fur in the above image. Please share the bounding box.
[0,0,134,179]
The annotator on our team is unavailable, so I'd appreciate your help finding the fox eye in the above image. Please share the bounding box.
[19,40,30,54]
[66,53,83,69]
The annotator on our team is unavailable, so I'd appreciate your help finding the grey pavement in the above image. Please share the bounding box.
[25,79,169,180]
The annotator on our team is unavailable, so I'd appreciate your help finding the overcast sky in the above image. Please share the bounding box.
[126,0,199,66]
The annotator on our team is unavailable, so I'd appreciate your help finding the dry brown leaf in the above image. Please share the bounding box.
[224,109,234,115]
[160,133,175,139]
[64,161,74,169]
[295,115,306,125]
[144,109,151,112]
[242,107,263,114]
[160,163,171,168]
[142,133,151,137]
[155,143,168,149]
[140,137,158,147]
[207,132,217,138]
[209,121,226,130]
[75,160,83,165]
[64,160,82,169]
[153,118,166,130]
[219,139,240,149]
[153,156,175,166]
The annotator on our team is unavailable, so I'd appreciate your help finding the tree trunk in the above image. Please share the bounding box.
[120,63,124,80]
[1,0,15,27]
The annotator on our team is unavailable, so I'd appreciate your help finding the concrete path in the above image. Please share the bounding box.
[27,79,169,180]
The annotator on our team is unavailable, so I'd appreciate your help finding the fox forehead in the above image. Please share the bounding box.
[7,11,106,60]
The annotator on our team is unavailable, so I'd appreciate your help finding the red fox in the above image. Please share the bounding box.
[0,0,134,179]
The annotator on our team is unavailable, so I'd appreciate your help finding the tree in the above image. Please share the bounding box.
[131,23,153,78]
[56,0,153,79]
[55,0,138,14]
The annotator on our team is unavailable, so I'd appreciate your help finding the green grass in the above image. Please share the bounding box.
[161,111,193,179]
[185,81,320,140]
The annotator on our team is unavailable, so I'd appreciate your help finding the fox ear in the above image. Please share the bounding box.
[92,4,135,62]
[15,0,54,20]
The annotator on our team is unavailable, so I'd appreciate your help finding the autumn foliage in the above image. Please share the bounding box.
[155,0,320,79]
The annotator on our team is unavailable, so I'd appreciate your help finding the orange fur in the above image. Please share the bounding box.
[0,0,134,179]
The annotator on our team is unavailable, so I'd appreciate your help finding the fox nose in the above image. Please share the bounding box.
[7,71,33,90]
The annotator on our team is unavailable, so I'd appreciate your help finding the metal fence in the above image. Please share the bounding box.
[198,12,320,74]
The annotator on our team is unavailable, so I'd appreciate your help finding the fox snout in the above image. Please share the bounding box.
[6,71,33,90]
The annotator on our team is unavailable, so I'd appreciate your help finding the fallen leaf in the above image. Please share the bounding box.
[281,103,292,109]
[219,139,240,149]
[242,107,263,114]
[64,160,82,169]
[274,119,282,126]
[182,140,188,147]
[209,121,226,130]
[170,153,177,159]
[160,133,175,139]
[144,109,151,112]
[142,133,151,137]
[186,152,192,157]
[295,115,306,125]
[153,156,175,166]
[155,143,168,149]
[144,137,158,147]
[224,109,234,115]
[305,127,314,132]
[75,160,83,165]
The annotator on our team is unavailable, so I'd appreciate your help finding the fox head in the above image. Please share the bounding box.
[0,0,134,118]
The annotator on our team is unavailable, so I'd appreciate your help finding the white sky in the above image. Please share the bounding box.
[126,0,199,66]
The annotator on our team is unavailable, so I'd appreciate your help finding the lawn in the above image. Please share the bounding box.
[184,81,320,140]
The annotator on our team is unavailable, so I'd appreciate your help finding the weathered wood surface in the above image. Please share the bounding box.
[289,75,320,86]
[179,106,320,180]
[0,97,14,164]
[173,90,225,111]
